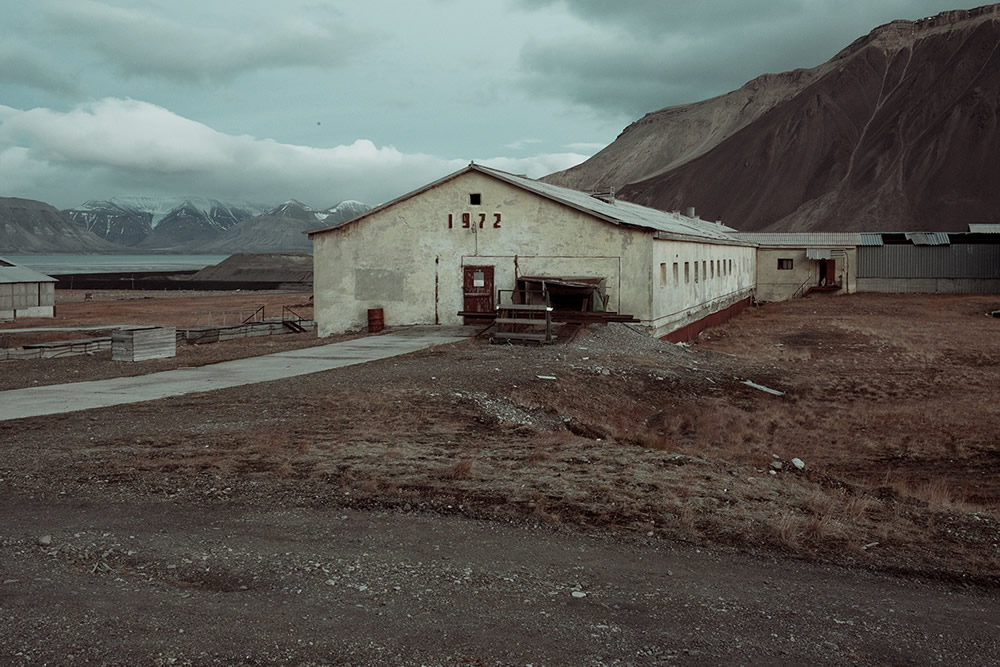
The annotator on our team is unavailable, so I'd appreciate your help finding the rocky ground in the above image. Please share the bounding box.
[1,290,999,663]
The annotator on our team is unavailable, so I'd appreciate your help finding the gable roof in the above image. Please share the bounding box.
[308,163,747,245]
[0,258,57,284]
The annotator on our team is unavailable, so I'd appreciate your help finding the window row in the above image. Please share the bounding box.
[659,258,738,287]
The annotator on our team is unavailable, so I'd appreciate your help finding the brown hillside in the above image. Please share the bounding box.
[0,197,121,253]
[545,5,1000,232]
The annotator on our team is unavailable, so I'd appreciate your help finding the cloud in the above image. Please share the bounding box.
[504,138,544,151]
[40,0,370,83]
[0,42,81,96]
[0,98,586,208]
[516,0,979,115]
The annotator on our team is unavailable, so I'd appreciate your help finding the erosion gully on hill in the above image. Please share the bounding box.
[1,290,999,662]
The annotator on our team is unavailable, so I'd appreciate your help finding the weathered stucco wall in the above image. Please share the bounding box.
[755,248,857,302]
[650,240,756,338]
[312,171,655,336]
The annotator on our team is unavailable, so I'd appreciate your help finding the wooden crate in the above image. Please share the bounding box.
[112,327,177,362]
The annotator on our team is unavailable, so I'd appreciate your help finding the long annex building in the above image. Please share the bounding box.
[309,164,756,341]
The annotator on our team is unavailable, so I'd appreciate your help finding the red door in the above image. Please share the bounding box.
[463,265,494,324]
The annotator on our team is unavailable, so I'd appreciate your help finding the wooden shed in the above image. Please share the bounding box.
[0,258,57,320]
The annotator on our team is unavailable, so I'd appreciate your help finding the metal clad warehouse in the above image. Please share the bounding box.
[857,233,1000,294]
[308,164,756,340]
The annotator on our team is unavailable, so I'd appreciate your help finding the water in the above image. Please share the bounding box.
[2,254,231,275]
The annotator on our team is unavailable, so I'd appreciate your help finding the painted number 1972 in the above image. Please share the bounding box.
[448,213,502,229]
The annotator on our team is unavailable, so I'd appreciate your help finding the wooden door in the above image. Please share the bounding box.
[463,265,494,324]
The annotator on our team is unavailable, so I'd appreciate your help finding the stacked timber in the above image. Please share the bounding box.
[112,327,177,362]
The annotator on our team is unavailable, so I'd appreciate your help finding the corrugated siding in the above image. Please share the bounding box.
[857,278,1000,294]
[858,245,1000,279]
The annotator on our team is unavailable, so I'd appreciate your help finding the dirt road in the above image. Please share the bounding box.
[2,497,997,665]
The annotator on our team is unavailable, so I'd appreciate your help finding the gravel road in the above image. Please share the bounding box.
[2,497,998,665]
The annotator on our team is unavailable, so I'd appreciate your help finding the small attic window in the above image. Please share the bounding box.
[469,193,481,206]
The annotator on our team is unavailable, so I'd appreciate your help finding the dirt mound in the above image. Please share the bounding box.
[185,252,312,284]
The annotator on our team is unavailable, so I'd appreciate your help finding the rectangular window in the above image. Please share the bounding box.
[469,193,481,205]
[473,270,485,287]
[694,262,699,283]
[684,262,690,283]
[672,262,679,285]
[710,261,715,279]
[702,261,707,280]
[777,258,794,270]
[659,263,667,286]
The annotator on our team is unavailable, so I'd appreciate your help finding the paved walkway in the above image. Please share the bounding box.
[0,329,475,422]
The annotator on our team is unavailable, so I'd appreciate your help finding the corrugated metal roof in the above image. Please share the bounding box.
[0,260,57,284]
[858,233,884,246]
[730,232,861,246]
[477,165,744,242]
[904,232,950,246]
[309,163,748,244]
[968,223,1000,233]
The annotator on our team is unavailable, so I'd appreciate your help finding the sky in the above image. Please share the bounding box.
[0,0,985,210]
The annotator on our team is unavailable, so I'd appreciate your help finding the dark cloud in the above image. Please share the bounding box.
[516,0,984,116]
[0,43,80,96]
[40,0,371,84]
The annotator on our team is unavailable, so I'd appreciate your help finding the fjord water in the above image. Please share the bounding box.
[3,254,230,275]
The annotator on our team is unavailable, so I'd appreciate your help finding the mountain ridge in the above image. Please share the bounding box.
[544,4,1000,232]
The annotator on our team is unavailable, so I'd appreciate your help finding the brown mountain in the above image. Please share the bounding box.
[0,197,121,253]
[544,5,1000,232]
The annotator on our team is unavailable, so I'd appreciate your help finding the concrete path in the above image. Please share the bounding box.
[0,329,474,422]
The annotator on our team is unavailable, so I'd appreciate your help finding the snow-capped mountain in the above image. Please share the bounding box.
[323,200,371,225]
[64,199,154,247]
[65,197,270,248]
[1,196,122,253]
[198,199,372,253]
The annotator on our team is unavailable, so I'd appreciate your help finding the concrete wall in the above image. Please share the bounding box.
[0,281,55,319]
[650,239,756,338]
[755,248,857,302]
[313,171,659,336]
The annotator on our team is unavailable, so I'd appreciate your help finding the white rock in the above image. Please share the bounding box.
[791,458,806,470]
[571,591,587,598]
[37,535,52,546]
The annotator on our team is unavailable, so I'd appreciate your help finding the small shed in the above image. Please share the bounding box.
[0,258,57,320]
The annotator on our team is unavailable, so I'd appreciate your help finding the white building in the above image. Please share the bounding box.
[0,258,57,320]
[309,164,756,340]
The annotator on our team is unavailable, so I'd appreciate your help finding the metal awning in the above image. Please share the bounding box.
[806,248,832,259]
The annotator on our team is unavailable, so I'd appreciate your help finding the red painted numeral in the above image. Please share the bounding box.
[478,213,486,228]
[448,214,453,229]
[461,213,470,228]
[493,213,502,228]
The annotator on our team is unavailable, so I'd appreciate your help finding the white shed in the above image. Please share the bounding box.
[0,258,57,320]
[308,164,756,341]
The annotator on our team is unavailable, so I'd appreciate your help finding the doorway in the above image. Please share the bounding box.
[462,265,494,324]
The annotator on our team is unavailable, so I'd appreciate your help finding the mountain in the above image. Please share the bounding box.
[0,197,121,253]
[544,5,1000,232]
[64,199,154,246]
[197,199,372,253]
[135,199,270,249]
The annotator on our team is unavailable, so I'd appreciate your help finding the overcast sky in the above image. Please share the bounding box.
[0,0,983,209]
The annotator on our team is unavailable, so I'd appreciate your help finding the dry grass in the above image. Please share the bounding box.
[28,294,999,584]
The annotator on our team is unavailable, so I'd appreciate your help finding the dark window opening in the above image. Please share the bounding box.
[777,258,794,270]
[469,193,481,205]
